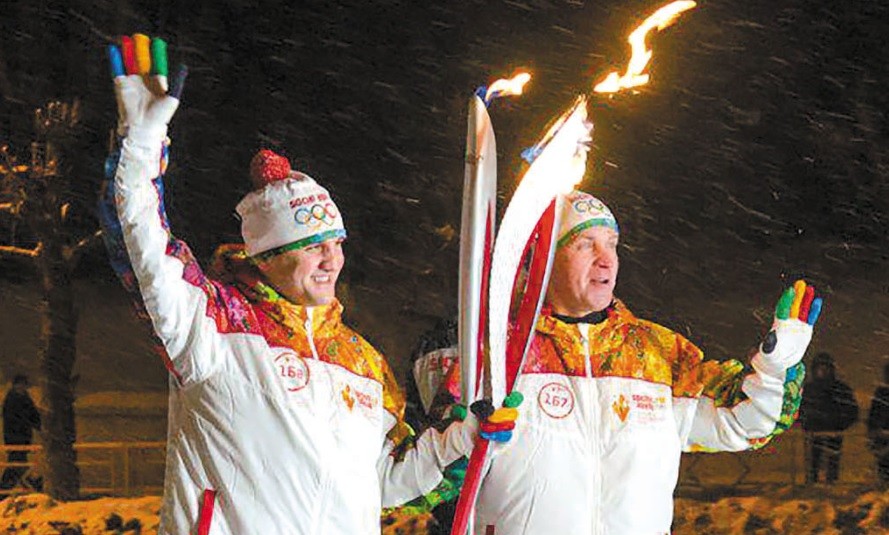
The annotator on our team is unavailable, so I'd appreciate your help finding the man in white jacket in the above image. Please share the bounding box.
[101,34,482,534]
[442,190,823,534]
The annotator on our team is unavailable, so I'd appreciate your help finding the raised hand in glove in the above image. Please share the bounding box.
[756,279,823,373]
[109,34,186,146]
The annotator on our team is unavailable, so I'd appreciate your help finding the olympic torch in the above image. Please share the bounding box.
[457,73,529,534]
[458,93,495,409]
[459,73,531,408]
[452,98,592,535]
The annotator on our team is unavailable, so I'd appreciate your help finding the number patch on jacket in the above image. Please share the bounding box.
[538,382,575,419]
[275,352,310,391]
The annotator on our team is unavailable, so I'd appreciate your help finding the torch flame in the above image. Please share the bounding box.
[485,72,532,103]
[594,0,696,94]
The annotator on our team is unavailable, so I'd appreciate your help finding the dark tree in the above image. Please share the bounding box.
[0,101,102,501]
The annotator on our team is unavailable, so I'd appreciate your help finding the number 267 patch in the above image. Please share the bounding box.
[537,382,575,419]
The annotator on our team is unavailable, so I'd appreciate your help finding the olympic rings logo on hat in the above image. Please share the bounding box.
[573,198,608,214]
[294,203,339,228]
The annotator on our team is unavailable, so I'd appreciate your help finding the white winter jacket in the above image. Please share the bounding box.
[110,137,473,534]
[470,303,807,535]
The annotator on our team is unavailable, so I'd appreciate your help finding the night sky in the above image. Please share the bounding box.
[1,0,888,404]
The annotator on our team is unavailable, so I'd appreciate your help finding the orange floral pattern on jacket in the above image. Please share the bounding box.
[525,301,748,406]
[207,245,410,445]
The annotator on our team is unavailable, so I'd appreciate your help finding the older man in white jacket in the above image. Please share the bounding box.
[102,34,477,534]
[440,191,822,535]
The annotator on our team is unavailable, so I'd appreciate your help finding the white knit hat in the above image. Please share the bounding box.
[557,190,618,248]
[235,150,346,258]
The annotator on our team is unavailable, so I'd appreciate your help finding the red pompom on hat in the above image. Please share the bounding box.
[250,149,293,189]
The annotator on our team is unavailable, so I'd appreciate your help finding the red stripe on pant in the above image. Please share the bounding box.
[197,489,216,535]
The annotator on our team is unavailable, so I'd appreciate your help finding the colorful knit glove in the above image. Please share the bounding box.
[758,279,823,372]
[108,34,187,144]
[467,392,524,443]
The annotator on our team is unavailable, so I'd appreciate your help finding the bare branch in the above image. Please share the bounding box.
[0,148,26,179]
[73,229,103,252]
[0,242,41,260]
[0,197,24,216]
[73,229,102,254]
[65,229,104,268]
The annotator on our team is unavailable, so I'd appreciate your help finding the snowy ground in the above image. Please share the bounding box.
[2,391,887,533]
[673,487,889,534]
[2,488,889,534]
[0,493,430,534]
[0,494,160,535]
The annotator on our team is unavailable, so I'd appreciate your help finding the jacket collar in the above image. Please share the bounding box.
[537,299,633,337]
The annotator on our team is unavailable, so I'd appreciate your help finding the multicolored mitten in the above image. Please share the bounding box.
[758,279,823,373]
[468,392,524,443]
[108,34,187,144]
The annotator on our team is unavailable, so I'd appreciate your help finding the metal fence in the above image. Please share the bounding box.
[1,428,884,499]
[678,427,885,492]
[0,441,165,498]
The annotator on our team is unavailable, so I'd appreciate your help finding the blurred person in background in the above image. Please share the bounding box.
[1,375,41,491]
[801,352,859,484]
[402,318,462,535]
[867,361,889,487]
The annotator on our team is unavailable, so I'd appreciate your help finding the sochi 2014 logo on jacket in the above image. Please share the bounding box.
[275,352,310,391]
[611,391,667,425]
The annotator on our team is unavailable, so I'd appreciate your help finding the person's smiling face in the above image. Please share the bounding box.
[256,238,345,306]
[547,226,619,316]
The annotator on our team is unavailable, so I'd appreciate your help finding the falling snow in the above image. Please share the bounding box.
[1,0,888,532]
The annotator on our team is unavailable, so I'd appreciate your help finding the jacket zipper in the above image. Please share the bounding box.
[580,324,605,535]
[303,306,333,533]
[304,307,320,359]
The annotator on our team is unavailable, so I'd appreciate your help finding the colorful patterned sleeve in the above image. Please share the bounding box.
[99,140,170,294]
[99,141,186,378]
[381,457,465,520]
[670,332,805,453]
[380,357,467,521]
[375,350,474,509]
[106,134,257,384]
